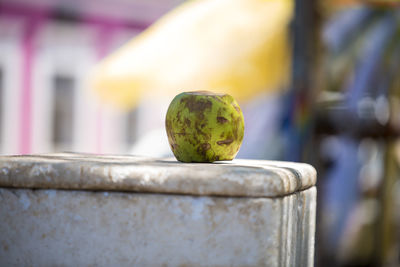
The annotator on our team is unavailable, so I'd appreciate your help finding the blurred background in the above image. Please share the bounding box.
[0,0,399,266]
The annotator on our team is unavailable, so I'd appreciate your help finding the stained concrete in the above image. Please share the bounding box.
[0,153,316,197]
[0,153,316,266]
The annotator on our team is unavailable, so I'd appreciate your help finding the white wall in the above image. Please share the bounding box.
[0,18,24,154]
[0,18,141,155]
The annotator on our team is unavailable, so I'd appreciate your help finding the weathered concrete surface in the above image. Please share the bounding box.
[0,153,317,266]
[0,153,316,197]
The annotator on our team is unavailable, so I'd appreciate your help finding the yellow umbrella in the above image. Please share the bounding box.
[90,0,293,110]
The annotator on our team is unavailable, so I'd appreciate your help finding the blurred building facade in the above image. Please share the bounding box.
[0,0,183,155]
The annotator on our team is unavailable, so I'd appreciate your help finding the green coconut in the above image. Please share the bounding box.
[165,91,245,163]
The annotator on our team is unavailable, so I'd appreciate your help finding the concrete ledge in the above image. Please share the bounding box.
[0,153,317,266]
[0,153,316,198]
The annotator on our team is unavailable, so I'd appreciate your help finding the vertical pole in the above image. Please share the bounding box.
[19,20,37,154]
[283,0,318,162]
